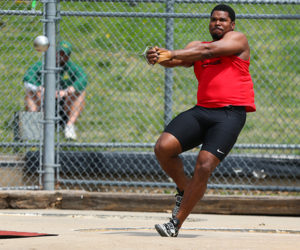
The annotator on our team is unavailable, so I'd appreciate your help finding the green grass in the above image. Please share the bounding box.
[0,1,299,154]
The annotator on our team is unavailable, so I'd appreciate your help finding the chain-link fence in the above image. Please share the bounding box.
[0,0,299,194]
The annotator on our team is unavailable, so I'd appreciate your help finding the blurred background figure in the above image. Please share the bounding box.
[23,40,88,140]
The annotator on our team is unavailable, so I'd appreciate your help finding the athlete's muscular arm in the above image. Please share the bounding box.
[158,41,200,68]
[171,31,250,61]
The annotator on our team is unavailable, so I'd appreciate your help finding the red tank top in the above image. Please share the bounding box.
[194,49,256,112]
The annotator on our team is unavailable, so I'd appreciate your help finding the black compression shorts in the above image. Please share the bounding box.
[164,105,246,161]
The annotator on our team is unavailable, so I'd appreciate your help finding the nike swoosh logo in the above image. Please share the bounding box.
[217,149,225,154]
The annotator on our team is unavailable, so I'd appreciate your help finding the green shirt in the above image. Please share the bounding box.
[23,60,88,92]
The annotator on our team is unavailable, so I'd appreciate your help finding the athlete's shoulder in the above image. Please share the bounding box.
[185,40,203,48]
[223,31,250,59]
[224,31,248,41]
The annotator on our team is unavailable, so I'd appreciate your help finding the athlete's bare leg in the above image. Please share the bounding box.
[176,150,220,228]
[154,132,190,192]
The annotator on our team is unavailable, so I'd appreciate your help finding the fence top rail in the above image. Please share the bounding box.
[0,142,299,149]
[59,0,300,4]
[60,11,300,19]
[1,10,298,20]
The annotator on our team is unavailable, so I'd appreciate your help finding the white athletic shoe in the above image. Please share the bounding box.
[155,218,179,237]
[64,124,77,140]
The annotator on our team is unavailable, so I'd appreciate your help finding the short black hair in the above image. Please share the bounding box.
[211,4,236,22]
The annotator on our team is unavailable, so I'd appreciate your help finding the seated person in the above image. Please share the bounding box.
[23,41,87,140]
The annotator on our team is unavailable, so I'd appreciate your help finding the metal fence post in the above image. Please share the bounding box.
[164,0,174,127]
[42,0,57,190]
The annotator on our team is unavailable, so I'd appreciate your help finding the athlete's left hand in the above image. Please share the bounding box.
[145,46,159,65]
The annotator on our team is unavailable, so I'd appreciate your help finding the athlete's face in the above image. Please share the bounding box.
[209,10,235,41]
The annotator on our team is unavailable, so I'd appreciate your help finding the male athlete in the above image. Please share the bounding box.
[146,4,256,237]
[24,41,87,140]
